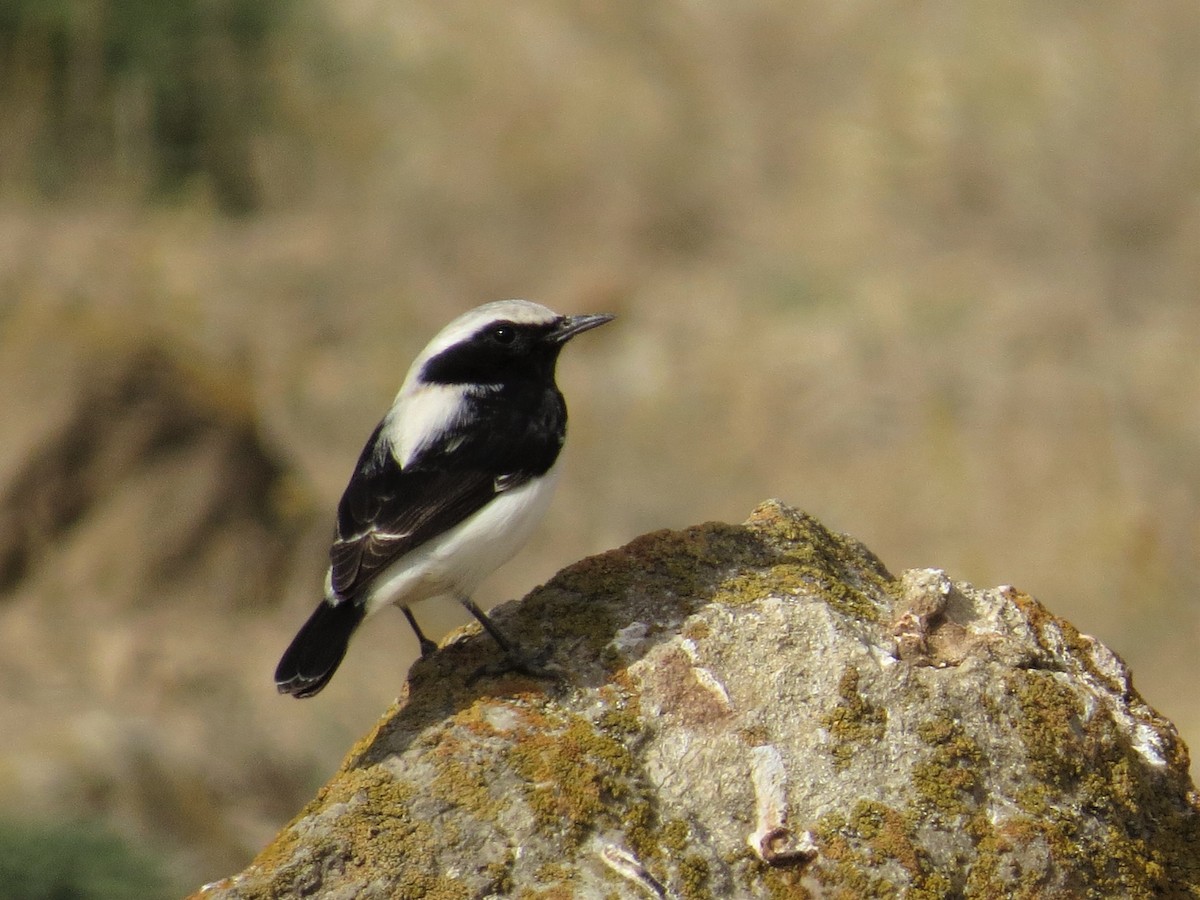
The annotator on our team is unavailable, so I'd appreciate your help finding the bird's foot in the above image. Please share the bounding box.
[468,642,559,684]
[417,637,440,658]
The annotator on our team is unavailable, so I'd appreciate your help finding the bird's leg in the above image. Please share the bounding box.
[458,595,556,681]
[401,606,440,658]
[459,595,520,653]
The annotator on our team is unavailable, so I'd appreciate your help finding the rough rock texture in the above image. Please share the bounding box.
[195,501,1200,899]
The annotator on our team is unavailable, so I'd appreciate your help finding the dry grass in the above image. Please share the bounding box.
[2,0,1199,886]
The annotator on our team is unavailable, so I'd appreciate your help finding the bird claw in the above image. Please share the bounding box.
[417,637,440,658]
[467,642,559,684]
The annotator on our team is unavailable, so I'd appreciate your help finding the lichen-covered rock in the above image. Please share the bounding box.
[194,501,1200,899]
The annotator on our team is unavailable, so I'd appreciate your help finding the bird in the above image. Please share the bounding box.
[274,300,613,698]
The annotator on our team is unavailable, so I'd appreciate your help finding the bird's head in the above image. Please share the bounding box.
[411,300,614,389]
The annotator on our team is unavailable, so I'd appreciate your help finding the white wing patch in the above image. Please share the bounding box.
[357,528,410,542]
[386,384,466,467]
[494,472,522,492]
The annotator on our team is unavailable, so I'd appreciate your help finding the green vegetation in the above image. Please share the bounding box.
[0,0,295,210]
[0,819,175,900]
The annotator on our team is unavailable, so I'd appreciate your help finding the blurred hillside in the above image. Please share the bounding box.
[2,0,1199,890]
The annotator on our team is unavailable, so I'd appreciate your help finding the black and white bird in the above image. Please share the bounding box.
[274,300,613,698]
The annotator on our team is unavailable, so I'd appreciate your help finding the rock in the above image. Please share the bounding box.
[193,501,1200,899]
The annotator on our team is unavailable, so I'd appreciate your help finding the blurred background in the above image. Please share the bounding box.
[1,0,1198,894]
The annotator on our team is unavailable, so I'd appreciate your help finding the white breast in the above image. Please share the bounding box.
[361,464,562,617]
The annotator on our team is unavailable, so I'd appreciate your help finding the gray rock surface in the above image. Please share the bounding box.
[195,501,1200,899]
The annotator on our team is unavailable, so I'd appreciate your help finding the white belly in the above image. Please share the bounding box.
[361,464,561,617]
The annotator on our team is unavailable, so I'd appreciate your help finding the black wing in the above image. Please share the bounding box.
[330,384,567,602]
[330,467,506,599]
[327,421,533,601]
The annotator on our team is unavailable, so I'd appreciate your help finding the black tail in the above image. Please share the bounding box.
[275,600,366,698]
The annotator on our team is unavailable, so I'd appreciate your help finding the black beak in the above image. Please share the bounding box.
[549,313,615,344]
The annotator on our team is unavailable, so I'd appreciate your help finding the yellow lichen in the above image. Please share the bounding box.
[507,710,635,846]
[810,802,951,899]
[911,716,982,819]
[820,666,887,769]
[677,853,712,900]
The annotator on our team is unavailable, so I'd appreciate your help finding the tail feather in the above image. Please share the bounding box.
[275,600,366,698]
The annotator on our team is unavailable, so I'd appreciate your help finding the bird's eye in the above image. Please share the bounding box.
[490,325,516,345]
